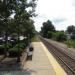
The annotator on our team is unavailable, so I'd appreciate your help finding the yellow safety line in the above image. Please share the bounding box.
[40,42,67,75]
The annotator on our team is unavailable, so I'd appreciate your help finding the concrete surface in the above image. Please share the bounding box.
[24,42,56,75]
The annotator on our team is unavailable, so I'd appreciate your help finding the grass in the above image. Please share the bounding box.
[64,40,75,48]
[31,35,41,42]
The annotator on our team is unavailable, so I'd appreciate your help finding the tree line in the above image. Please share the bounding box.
[40,20,75,41]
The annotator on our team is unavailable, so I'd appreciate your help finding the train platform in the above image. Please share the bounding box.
[0,42,67,75]
[23,42,67,75]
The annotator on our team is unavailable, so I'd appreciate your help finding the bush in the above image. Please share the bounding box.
[15,43,26,50]
[52,31,67,41]
[20,38,28,46]
[0,45,5,54]
[4,43,12,49]
[8,43,26,57]
[0,43,12,54]
[8,48,20,57]
[47,31,53,38]
[8,46,22,57]
[64,40,75,48]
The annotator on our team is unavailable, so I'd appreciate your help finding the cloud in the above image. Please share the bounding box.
[53,18,66,24]
[33,0,75,31]
[34,14,48,19]
[72,0,75,6]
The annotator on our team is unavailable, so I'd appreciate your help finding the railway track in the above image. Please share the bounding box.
[39,36,75,75]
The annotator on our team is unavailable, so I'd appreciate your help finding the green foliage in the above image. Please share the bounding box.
[47,31,53,38]
[40,20,55,38]
[52,31,67,41]
[20,38,28,46]
[64,40,75,48]
[15,43,26,50]
[4,43,12,49]
[0,45,5,50]
[0,43,12,54]
[0,0,36,37]
[0,45,5,54]
[0,0,37,56]
[0,43,12,50]
[8,43,26,57]
[67,25,75,34]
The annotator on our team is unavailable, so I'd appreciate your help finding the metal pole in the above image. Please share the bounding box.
[17,21,20,62]
[16,0,20,62]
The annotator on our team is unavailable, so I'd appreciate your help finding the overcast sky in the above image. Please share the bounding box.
[33,0,75,31]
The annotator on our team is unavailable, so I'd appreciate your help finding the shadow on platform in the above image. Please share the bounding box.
[0,58,33,75]
[0,58,22,71]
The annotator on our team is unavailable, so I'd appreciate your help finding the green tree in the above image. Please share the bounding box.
[67,25,75,34]
[12,0,36,62]
[41,20,55,38]
[0,0,16,56]
[0,0,37,59]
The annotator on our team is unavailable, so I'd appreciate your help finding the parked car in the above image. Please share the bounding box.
[0,37,5,45]
[0,37,17,47]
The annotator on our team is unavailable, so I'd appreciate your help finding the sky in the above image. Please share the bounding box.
[33,0,75,31]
